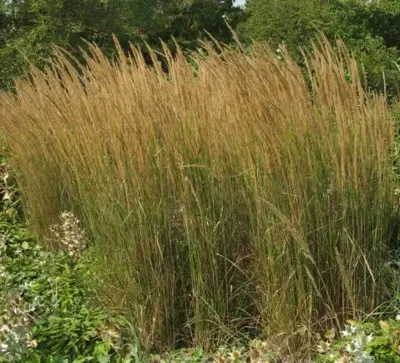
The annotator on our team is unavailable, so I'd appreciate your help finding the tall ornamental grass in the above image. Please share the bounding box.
[0,38,397,351]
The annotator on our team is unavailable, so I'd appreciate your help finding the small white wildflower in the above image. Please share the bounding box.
[21,281,31,291]
[396,314,400,321]
[229,350,241,360]
[353,331,373,349]
[106,329,120,339]
[28,339,38,348]
[346,343,356,354]
[0,342,8,352]
[342,329,350,337]
[384,261,392,268]
[2,191,11,201]
[50,211,88,259]
[317,340,331,353]
[342,324,357,337]
[0,324,10,333]
[2,172,9,183]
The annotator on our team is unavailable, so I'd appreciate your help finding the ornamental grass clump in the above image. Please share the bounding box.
[0,37,397,352]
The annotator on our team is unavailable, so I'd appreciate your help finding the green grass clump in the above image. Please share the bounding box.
[0,38,398,353]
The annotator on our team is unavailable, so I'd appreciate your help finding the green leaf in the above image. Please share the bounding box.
[380,320,391,333]
[324,328,335,341]
[369,335,390,347]
[94,342,111,357]
[97,356,111,363]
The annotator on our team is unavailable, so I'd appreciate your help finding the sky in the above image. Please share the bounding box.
[234,0,246,6]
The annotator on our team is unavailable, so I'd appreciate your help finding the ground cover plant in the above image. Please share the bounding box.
[0,37,399,360]
[0,160,140,362]
[315,317,400,363]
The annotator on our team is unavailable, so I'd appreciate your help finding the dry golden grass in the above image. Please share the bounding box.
[0,37,397,352]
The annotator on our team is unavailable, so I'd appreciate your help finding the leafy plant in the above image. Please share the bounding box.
[315,318,400,362]
[240,0,400,97]
[0,163,139,362]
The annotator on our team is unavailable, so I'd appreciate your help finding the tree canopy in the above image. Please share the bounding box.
[1,0,400,96]
[241,0,400,97]
[0,0,243,89]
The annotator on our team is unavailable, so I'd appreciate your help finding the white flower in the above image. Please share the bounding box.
[317,340,331,353]
[229,350,241,360]
[342,324,357,337]
[396,314,400,321]
[0,342,8,352]
[342,329,350,337]
[28,339,38,348]
[2,191,11,201]
[353,332,373,348]
[21,281,32,291]
[346,343,356,353]
[0,324,10,333]
[50,211,88,259]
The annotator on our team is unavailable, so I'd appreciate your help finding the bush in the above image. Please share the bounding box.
[0,38,398,353]
[240,0,400,98]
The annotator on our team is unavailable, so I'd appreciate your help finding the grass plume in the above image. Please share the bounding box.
[0,37,397,352]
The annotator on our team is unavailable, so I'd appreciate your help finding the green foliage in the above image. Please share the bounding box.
[147,339,280,362]
[315,317,400,362]
[240,0,400,97]
[0,167,138,362]
[30,308,127,362]
[241,0,337,48]
[0,0,243,90]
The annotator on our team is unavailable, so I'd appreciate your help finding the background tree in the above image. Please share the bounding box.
[240,0,400,97]
[0,0,243,89]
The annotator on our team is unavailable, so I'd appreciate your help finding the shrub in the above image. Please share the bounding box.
[0,38,398,352]
[240,0,400,98]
